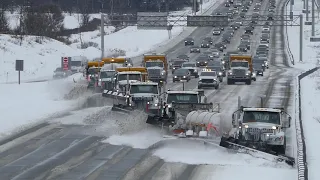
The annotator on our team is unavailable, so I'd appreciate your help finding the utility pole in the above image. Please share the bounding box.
[312,0,315,36]
[300,14,303,62]
[307,0,309,21]
[193,0,197,15]
[290,0,294,19]
[101,13,105,60]
[99,0,105,61]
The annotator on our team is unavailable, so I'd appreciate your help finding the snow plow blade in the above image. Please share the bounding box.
[146,114,175,127]
[111,106,133,113]
[219,137,295,166]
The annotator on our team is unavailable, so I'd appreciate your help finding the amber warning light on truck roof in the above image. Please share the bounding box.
[116,67,147,73]
[87,61,104,67]
[102,57,126,64]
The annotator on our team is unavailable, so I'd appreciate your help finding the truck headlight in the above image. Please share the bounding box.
[244,124,249,128]
[218,72,222,75]
[99,79,101,82]
[183,76,186,78]
[168,104,172,108]
[174,76,177,78]
[194,69,197,72]
[272,126,277,130]
[222,61,225,64]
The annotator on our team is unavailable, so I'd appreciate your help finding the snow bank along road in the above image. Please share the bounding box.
[0,0,299,179]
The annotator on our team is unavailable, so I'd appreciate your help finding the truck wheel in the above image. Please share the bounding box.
[195,75,199,78]
[246,80,251,85]
[198,86,201,89]
[227,79,233,85]
[215,85,219,89]
[219,78,223,82]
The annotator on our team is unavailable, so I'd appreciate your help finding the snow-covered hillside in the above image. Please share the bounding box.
[0,0,217,83]
[287,0,320,179]
[286,0,320,70]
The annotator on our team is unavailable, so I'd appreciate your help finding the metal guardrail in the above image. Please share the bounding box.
[296,67,319,180]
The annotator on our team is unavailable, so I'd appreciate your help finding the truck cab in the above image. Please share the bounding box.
[145,60,167,83]
[70,56,87,73]
[227,59,252,85]
[128,82,160,111]
[162,90,208,123]
[224,107,291,155]
[165,90,206,109]
[116,71,142,91]
[143,53,168,75]
[99,69,116,90]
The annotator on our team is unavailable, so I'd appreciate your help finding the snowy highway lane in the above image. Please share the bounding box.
[0,0,300,179]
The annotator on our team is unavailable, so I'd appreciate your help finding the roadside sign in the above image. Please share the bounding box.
[15,60,24,84]
[63,57,69,70]
[187,15,229,27]
[15,60,24,71]
[137,12,168,30]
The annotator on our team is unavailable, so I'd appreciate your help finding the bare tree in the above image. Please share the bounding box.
[78,0,90,47]
[14,5,27,46]
[0,8,9,33]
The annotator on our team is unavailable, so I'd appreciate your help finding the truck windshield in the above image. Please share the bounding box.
[182,63,195,67]
[243,111,281,124]
[231,61,248,67]
[71,61,82,66]
[130,85,158,94]
[167,94,198,103]
[100,71,115,78]
[173,61,185,65]
[201,72,216,76]
[88,68,100,74]
[146,61,164,67]
[117,74,141,81]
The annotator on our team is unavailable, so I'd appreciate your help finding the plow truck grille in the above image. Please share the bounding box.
[201,79,214,83]
[246,128,274,141]
[233,69,246,77]
[148,69,161,75]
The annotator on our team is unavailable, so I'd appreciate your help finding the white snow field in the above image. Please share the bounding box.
[300,70,320,180]
[287,0,320,179]
[1,0,217,84]
[0,73,87,139]
[286,0,320,70]
[0,0,219,139]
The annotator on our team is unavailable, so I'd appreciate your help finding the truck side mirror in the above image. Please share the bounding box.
[288,116,291,128]
[283,117,291,128]
[203,96,208,103]
[232,114,235,121]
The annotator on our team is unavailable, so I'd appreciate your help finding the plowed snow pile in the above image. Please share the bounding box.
[53,107,151,137]
[153,140,291,167]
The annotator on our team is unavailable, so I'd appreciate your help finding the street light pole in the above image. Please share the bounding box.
[312,0,315,36]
